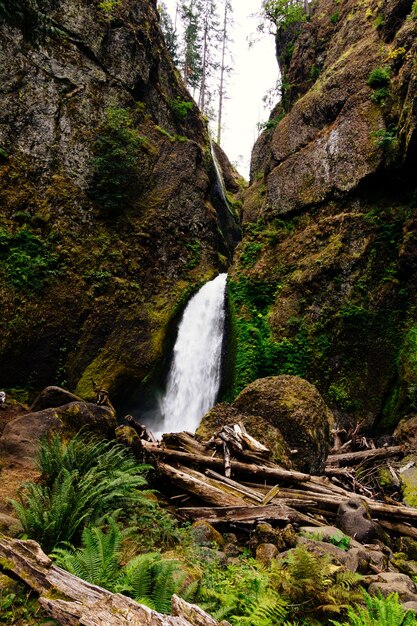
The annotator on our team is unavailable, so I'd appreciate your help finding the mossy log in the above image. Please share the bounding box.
[0,537,228,626]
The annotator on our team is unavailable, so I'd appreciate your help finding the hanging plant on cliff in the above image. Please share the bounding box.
[89,107,147,216]
[260,0,309,32]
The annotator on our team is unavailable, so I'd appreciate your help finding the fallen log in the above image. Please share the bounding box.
[379,520,417,541]
[158,463,247,507]
[0,537,226,626]
[205,469,264,503]
[178,504,324,526]
[326,446,405,467]
[141,441,311,483]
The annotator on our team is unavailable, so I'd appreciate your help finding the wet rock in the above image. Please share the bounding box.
[0,513,23,537]
[367,572,417,603]
[337,498,386,544]
[256,543,279,566]
[395,537,417,561]
[0,402,116,467]
[191,521,225,548]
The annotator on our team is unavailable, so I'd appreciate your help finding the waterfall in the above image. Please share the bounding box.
[211,141,229,208]
[157,273,227,436]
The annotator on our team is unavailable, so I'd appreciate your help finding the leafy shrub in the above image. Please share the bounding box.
[330,11,340,23]
[0,228,59,291]
[371,87,389,104]
[12,431,153,552]
[262,0,307,30]
[367,66,391,88]
[371,126,397,147]
[186,240,202,269]
[411,1,417,18]
[89,107,146,215]
[239,241,264,268]
[271,546,363,622]
[194,554,287,625]
[169,97,193,122]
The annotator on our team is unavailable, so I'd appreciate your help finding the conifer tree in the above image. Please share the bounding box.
[158,2,180,64]
[216,0,232,144]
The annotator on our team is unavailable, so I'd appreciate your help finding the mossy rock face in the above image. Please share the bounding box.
[198,375,333,473]
[234,375,333,473]
[0,0,240,409]
[233,0,417,433]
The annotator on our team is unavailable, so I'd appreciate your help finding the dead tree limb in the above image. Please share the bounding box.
[0,537,228,626]
[326,446,405,467]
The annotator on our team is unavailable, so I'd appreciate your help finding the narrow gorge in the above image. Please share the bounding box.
[1,0,417,624]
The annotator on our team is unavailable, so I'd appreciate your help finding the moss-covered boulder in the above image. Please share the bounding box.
[198,375,333,473]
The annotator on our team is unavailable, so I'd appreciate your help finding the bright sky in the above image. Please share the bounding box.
[162,0,279,178]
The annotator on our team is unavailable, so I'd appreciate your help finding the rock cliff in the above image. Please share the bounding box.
[229,0,417,430]
[0,0,240,406]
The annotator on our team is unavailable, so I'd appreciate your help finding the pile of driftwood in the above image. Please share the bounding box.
[120,422,417,540]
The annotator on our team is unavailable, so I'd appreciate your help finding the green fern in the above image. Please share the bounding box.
[236,590,287,625]
[331,592,417,626]
[12,431,154,552]
[52,518,125,588]
[271,546,364,622]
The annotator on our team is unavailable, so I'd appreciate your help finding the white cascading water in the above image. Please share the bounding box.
[210,142,229,207]
[157,273,227,436]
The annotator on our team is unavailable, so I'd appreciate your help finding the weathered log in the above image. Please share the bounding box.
[326,446,405,467]
[178,504,324,526]
[162,432,210,456]
[205,469,264,503]
[141,441,311,482]
[158,463,247,507]
[0,537,226,626]
[379,520,417,541]
[223,442,231,478]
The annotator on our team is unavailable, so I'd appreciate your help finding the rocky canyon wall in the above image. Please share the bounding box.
[230,0,417,430]
[0,0,240,406]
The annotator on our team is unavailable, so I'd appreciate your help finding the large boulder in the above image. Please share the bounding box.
[197,375,333,473]
[336,498,387,544]
[30,386,84,412]
[0,402,117,467]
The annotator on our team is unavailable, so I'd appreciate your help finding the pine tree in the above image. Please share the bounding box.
[216,0,233,144]
[197,0,220,116]
[158,2,180,64]
[180,0,204,92]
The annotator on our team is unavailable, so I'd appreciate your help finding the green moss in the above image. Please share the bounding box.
[0,228,59,291]
[89,107,148,215]
[168,96,193,122]
[185,240,202,269]
[227,277,312,398]
[239,241,264,268]
[367,66,391,88]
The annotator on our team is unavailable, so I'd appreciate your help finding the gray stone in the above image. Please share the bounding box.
[0,402,117,467]
[367,572,417,603]
[337,498,386,543]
